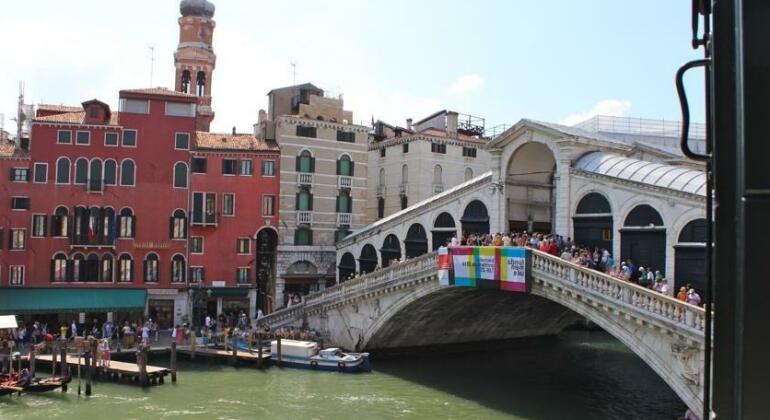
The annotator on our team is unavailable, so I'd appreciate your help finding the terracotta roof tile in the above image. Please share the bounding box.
[194,131,279,152]
[0,141,17,157]
[33,111,120,125]
[37,104,83,113]
[120,87,198,99]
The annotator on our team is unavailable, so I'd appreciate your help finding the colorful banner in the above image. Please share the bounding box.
[445,246,530,293]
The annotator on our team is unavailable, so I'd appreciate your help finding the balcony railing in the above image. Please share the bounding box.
[191,212,218,226]
[338,176,352,189]
[432,183,444,194]
[399,183,409,195]
[376,185,386,197]
[298,172,313,187]
[337,213,352,226]
[297,211,313,225]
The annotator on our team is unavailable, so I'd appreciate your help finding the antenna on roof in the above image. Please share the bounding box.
[290,61,297,86]
[148,45,156,86]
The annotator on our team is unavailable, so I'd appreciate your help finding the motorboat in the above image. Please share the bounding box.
[270,339,371,373]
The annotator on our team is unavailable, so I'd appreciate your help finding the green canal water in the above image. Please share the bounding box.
[0,331,684,419]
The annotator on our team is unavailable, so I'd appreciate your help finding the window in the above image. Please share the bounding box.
[191,157,207,173]
[33,163,47,183]
[104,132,118,146]
[171,255,186,283]
[122,129,137,147]
[223,193,235,216]
[336,130,355,142]
[403,143,409,153]
[103,160,117,185]
[433,165,443,184]
[101,255,113,282]
[296,191,313,211]
[52,254,67,282]
[337,155,354,176]
[170,210,187,239]
[72,254,84,282]
[431,142,447,154]
[379,148,386,158]
[32,214,46,237]
[462,147,477,158]
[120,99,149,114]
[401,164,408,184]
[190,237,203,253]
[11,197,29,210]
[377,198,384,219]
[262,195,275,216]
[89,107,98,118]
[120,160,135,185]
[9,266,24,286]
[296,125,317,138]
[190,267,204,283]
[294,227,313,246]
[75,158,88,184]
[336,192,352,213]
[261,160,275,176]
[222,159,237,175]
[57,130,71,144]
[144,254,159,283]
[465,167,474,181]
[173,162,188,188]
[401,195,408,210]
[88,159,103,192]
[76,131,90,145]
[239,160,253,175]
[10,229,25,249]
[52,207,69,237]
[118,208,135,238]
[10,168,29,182]
[175,133,190,150]
[335,229,351,243]
[236,267,250,284]
[296,151,314,173]
[237,238,250,254]
[196,71,206,96]
[56,158,70,184]
[166,102,195,117]
[118,254,133,282]
[192,192,217,224]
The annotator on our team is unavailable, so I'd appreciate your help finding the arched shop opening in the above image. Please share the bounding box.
[573,192,613,251]
[620,205,666,279]
[359,244,378,274]
[675,218,707,294]
[461,200,490,235]
[432,212,456,250]
[505,142,556,232]
[404,223,428,259]
[380,234,402,268]
[338,252,356,282]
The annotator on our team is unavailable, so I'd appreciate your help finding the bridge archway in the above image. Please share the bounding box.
[380,234,401,268]
[338,252,356,282]
[506,142,556,233]
[461,200,489,235]
[432,212,456,250]
[573,192,613,251]
[675,218,707,294]
[621,204,666,279]
[359,244,378,274]
[404,224,428,259]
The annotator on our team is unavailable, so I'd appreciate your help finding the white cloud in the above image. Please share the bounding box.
[446,74,485,95]
[559,99,632,126]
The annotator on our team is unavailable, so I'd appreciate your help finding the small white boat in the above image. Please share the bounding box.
[270,339,371,373]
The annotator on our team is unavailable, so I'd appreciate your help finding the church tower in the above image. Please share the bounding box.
[175,0,216,131]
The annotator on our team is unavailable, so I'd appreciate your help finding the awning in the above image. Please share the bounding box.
[0,288,147,314]
[208,288,249,298]
[0,315,18,328]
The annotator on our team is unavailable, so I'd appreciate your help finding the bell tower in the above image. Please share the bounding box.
[175,0,216,131]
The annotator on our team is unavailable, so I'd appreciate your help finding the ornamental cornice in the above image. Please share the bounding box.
[278,116,370,133]
[191,149,279,157]
[31,121,123,130]
[570,168,706,203]
[368,134,487,151]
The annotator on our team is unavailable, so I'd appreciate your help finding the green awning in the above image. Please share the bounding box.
[208,288,249,298]
[0,288,147,314]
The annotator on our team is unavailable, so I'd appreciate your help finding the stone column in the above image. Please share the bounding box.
[553,158,572,237]
[275,280,285,309]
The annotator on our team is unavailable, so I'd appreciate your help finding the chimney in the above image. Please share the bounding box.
[258,109,267,123]
[446,111,458,138]
[232,126,236,135]
[406,118,413,131]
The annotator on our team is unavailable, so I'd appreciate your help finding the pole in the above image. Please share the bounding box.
[190,330,196,360]
[77,349,82,396]
[29,348,35,377]
[52,340,58,376]
[141,347,149,387]
[60,341,68,392]
[231,337,237,366]
[84,350,92,396]
[257,336,263,369]
[170,341,177,383]
[276,336,282,367]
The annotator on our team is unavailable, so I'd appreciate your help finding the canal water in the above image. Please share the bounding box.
[0,331,684,419]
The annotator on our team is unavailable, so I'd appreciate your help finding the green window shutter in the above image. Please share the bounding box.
[350,161,355,176]
[336,196,340,213]
[309,193,314,211]
[295,156,301,172]
[295,193,300,210]
[310,157,315,173]
[293,230,299,245]
[336,160,341,175]
[308,229,313,245]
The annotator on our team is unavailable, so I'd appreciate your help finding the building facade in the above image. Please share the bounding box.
[367,110,492,223]
[257,84,369,307]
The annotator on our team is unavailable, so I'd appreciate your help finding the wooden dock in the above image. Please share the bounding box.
[33,354,172,386]
[176,345,271,365]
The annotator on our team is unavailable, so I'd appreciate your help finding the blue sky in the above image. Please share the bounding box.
[0,0,706,133]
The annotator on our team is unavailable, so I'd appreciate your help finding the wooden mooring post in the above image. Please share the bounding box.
[52,341,58,376]
[83,350,91,396]
[231,340,238,366]
[170,341,177,383]
[137,347,149,387]
[29,348,36,377]
[256,336,263,369]
[276,336,282,367]
[190,331,196,360]
[60,341,68,393]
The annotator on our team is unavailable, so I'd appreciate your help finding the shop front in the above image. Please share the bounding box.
[146,289,180,329]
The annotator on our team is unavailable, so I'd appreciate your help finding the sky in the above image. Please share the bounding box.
[0,0,706,134]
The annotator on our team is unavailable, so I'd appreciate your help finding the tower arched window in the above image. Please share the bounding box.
[173,162,188,188]
[181,70,191,94]
[52,206,69,237]
[101,254,113,282]
[297,150,314,173]
[120,160,135,186]
[196,71,206,96]
[56,157,70,184]
[118,208,135,238]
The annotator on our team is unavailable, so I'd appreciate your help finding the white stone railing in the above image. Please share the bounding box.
[297,172,313,186]
[262,252,437,326]
[530,250,706,335]
[338,175,352,189]
[296,211,312,225]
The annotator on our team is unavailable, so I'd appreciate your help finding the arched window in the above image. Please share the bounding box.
[294,227,313,246]
[86,253,100,281]
[336,191,352,214]
[72,254,85,282]
[75,158,88,184]
[624,204,664,227]
[401,164,408,184]
[101,254,113,282]
[52,206,69,237]
[297,190,313,211]
[173,162,188,188]
[118,254,133,282]
[120,160,135,186]
[337,155,353,176]
[103,159,117,186]
[102,207,115,243]
[51,253,67,282]
[297,150,314,173]
[433,165,443,184]
[180,70,191,94]
[89,159,103,191]
[464,168,473,181]
[170,209,187,239]
[196,71,206,96]
[119,208,134,238]
[144,253,159,283]
[56,157,70,184]
[171,255,186,283]
[87,206,101,244]
[379,168,385,186]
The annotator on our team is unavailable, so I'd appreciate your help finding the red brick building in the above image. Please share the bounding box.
[0,0,280,328]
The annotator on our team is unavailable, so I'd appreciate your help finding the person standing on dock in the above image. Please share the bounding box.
[100,339,111,368]
[70,320,78,342]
